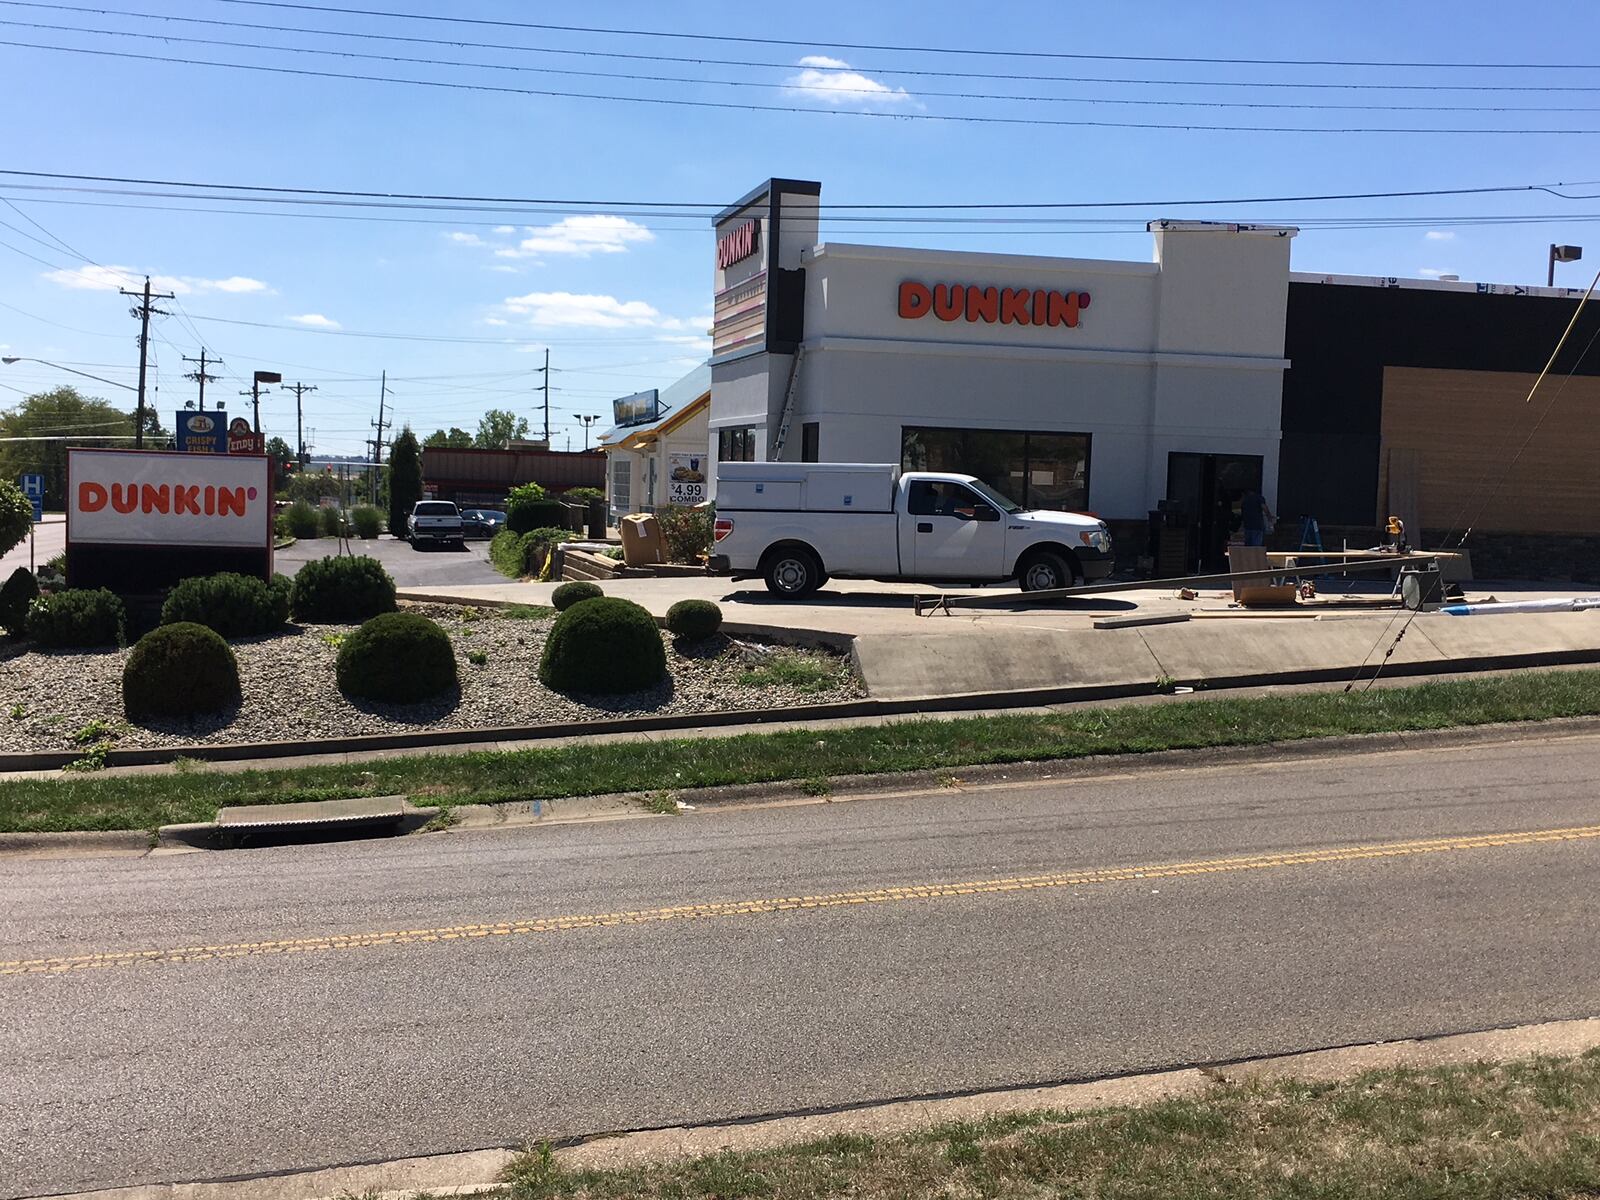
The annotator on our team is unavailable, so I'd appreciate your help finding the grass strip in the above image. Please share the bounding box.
[6,668,1600,835]
[405,1052,1600,1199]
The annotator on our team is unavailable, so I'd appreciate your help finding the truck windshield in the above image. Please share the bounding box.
[414,502,457,516]
[966,479,1022,514]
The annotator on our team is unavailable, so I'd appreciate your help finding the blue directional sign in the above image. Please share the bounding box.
[19,474,43,522]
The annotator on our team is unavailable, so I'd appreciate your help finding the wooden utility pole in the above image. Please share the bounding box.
[182,349,221,410]
[120,275,174,448]
[284,381,317,465]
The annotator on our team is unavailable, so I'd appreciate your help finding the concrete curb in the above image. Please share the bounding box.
[7,643,1600,775]
[29,1017,1600,1200]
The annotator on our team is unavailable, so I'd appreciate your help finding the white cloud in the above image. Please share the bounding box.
[503,291,663,328]
[783,55,913,106]
[487,264,522,274]
[493,225,517,234]
[492,214,655,260]
[287,313,341,329]
[1425,230,1456,241]
[42,264,272,295]
[446,231,484,245]
[483,316,509,327]
[1418,268,1456,278]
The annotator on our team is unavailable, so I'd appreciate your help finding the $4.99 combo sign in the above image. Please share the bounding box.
[68,448,273,549]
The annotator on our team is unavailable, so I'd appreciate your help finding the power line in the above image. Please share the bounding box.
[12,18,1600,113]
[10,1,1600,94]
[9,39,1600,135]
[3,167,1594,213]
[205,0,1600,71]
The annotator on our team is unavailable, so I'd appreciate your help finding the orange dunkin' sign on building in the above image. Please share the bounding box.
[897,281,1091,329]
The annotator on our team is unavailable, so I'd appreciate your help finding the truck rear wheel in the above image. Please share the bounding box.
[1019,550,1078,593]
[763,547,822,599]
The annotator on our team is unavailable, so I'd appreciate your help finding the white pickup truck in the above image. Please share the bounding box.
[708,462,1113,598]
[406,499,465,548]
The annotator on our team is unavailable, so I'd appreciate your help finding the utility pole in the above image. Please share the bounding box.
[182,349,222,410]
[120,275,175,448]
[284,381,317,465]
[538,348,551,445]
[367,370,392,504]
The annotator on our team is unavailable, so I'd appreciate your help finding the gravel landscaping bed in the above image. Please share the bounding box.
[0,603,863,753]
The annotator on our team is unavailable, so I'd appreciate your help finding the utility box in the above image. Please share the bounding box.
[619,513,663,565]
[716,462,897,513]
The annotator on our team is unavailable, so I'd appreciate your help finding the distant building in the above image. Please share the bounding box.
[420,445,605,508]
[597,363,711,520]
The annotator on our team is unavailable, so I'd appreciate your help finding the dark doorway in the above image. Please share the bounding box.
[1166,452,1264,573]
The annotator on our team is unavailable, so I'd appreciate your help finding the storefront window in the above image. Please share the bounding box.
[717,425,758,463]
[901,427,1090,511]
[610,456,631,517]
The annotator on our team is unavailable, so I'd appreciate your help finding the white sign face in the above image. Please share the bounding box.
[68,449,272,548]
[666,453,708,506]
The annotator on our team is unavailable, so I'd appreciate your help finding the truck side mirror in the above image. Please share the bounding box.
[971,505,999,522]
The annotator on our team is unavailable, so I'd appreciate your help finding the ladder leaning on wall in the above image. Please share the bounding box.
[768,344,807,461]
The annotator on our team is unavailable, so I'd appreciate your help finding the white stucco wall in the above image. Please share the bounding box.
[709,221,1294,520]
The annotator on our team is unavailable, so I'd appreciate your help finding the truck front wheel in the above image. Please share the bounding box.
[763,547,822,599]
[1018,550,1079,593]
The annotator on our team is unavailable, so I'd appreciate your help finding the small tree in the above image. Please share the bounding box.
[0,480,31,558]
[265,436,294,490]
[424,427,474,448]
[387,426,423,536]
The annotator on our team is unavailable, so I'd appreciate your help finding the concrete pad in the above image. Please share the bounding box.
[852,628,1165,700]
[1410,610,1600,663]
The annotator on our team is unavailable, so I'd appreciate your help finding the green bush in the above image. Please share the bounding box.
[551,580,603,611]
[564,486,606,505]
[539,596,666,695]
[0,480,31,559]
[122,622,241,720]
[318,505,345,538]
[665,598,723,641]
[160,571,289,638]
[26,588,126,648]
[284,500,320,539]
[0,566,40,636]
[336,611,458,703]
[350,505,383,539]
[507,482,568,535]
[490,527,574,579]
[290,555,397,623]
[655,504,715,564]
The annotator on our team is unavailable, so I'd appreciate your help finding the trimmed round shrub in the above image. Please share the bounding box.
[539,596,666,695]
[161,571,289,638]
[0,566,40,637]
[284,499,320,539]
[350,504,383,539]
[122,622,241,719]
[290,555,397,623]
[336,611,458,702]
[551,580,603,611]
[26,588,125,648]
[665,598,723,641]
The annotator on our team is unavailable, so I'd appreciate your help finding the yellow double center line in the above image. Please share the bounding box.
[6,823,1599,977]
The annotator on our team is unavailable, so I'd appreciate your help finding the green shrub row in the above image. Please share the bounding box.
[276,501,383,541]
[489,526,574,579]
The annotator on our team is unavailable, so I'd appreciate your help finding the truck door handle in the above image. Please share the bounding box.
[916,522,933,533]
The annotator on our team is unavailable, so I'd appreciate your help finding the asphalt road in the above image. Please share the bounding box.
[274,532,506,589]
[4,731,1600,1195]
[0,515,62,580]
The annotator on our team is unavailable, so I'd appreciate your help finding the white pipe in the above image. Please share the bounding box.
[1441,597,1600,616]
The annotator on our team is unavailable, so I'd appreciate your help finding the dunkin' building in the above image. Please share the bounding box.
[707,177,1600,578]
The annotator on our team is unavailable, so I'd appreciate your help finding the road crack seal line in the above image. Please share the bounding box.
[6,823,1600,977]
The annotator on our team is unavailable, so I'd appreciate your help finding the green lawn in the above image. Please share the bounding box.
[4,669,1600,834]
[377,1052,1600,1200]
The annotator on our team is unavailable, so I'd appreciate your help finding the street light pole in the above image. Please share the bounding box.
[572,413,601,450]
[1,356,137,393]
[1549,243,1584,288]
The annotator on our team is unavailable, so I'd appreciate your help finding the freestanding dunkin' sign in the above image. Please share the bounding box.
[66,448,274,592]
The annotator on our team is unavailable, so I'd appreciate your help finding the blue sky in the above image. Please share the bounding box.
[3,0,1600,455]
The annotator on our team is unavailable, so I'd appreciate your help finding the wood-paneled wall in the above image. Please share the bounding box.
[1380,365,1600,535]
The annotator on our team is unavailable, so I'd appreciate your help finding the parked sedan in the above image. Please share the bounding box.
[460,508,507,538]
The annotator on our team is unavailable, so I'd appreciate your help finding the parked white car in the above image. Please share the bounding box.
[707,462,1112,598]
[406,500,465,549]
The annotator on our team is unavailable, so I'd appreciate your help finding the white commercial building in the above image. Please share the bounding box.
[708,177,1296,564]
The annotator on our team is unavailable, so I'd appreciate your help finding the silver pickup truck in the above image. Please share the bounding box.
[406,500,465,549]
